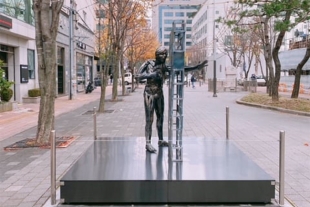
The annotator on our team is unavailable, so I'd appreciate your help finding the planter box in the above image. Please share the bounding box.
[0,102,13,113]
[23,97,41,104]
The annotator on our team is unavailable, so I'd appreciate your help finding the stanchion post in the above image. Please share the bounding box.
[226,106,229,139]
[279,130,285,205]
[50,130,56,205]
[93,107,97,140]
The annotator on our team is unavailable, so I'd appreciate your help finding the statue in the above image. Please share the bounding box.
[135,46,207,153]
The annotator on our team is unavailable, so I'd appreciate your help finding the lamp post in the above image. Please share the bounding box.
[69,0,73,100]
[212,0,217,97]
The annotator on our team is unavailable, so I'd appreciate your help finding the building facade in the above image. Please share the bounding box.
[190,0,310,89]
[0,0,96,103]
[152,0,206,49]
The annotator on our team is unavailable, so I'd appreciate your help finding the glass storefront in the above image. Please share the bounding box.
[76,53,92,92]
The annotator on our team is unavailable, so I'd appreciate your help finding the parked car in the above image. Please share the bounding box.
[118,73,136,85]
[238,75,266,86]
[256,75,266,86]
[94,77,101,86]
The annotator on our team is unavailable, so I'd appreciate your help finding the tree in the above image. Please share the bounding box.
[33,0,64,144]
[238,0,310,101]
[106,0,152,100]
[124,23,160,91]
[291,39,310,98]
[217,5,263,80]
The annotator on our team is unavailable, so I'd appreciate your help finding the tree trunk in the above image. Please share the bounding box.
[112,50,119,100]
[33,0,63,144]
[291,46,310,98]
[271,10,292,102]
[98,70,107,112]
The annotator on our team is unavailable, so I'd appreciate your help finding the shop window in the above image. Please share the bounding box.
[27,49,35,79]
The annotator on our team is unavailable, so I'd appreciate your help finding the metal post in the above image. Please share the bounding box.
[279,130,285,205]
[69,0,73,100]
[50,130,56,205]
[93,107,97,140]
[226,106,229,139]
[212,0,217,98]
[213,60,217,97]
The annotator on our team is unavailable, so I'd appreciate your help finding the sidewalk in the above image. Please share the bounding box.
[0,84,309,207]
[0,87,109,142]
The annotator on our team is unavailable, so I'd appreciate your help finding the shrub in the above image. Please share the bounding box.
[28,88,41,97]
[0,88,13,102]
[0,60,14,102]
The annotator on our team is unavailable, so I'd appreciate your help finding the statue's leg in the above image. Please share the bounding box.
[144,92,156,153]
[155,93,168,147]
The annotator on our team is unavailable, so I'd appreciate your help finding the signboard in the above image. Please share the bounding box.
[0,14,12,29]
[20,65,29,83]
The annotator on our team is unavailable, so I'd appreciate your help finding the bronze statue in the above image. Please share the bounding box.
[135,46,207,153]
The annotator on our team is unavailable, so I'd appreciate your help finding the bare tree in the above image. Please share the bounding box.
[33,0,64,144]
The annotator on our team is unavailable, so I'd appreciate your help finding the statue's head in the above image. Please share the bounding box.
[155,46,167,63]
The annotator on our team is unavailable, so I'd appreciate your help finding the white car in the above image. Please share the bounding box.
[118,73,135,85]
[256,75,266,86]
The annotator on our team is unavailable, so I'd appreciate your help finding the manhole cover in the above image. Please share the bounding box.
[82,110,114,115]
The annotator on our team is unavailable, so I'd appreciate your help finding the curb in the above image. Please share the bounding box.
[236,99,310,117]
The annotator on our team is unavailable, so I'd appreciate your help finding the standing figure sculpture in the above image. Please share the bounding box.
[135,46,207,153]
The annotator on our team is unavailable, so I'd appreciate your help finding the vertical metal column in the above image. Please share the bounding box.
[279,130,285,205]
[93,107,97,140]
[50,130,56,205]
[168,21,185,162]
[226,106,229,139]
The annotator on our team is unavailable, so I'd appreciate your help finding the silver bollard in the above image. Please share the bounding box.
[50,130,56,205]
[226,106,229,139]
[279,130,285,205]
[93,107,97,140]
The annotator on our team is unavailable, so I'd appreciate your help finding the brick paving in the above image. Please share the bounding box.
[0,84,309,207]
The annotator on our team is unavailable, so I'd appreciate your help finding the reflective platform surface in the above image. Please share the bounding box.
[60,137,275,204]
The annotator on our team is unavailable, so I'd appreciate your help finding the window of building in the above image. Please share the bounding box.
[186,19,192,24]
[164,20,174,24]
[175,12,184,17]
[186,27,191,31]
[27,49,35,79]
[83,11,87,22]
[164,34,170,39]
[164,12,173,17]
[186,42,191,46]
[164,42,169,46]
[186,34,191,39]
[164,27,172,31]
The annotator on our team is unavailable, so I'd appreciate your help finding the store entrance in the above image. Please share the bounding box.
[0,52,8,80]
[57,65,64,94]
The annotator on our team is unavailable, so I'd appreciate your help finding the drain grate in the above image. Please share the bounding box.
[82,109,115,115]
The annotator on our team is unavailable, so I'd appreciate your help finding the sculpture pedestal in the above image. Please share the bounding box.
[60,137,275,204]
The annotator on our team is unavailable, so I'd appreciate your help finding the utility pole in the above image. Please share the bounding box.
[69,0,76,100]
[212,0,217,97]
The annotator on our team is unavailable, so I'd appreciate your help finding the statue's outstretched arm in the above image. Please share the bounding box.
[184,60,208,73]
[135,60,160,80]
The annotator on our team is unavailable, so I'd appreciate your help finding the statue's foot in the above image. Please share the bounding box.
[146,144,157,153]
[158,140,169,147]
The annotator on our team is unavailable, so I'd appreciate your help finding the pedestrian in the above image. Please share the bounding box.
[191,75,196,88]
[110,74,113,84]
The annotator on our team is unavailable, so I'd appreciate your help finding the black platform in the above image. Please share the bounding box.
[60,137,275,204]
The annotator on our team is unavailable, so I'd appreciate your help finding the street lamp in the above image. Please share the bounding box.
[212,0,217,97]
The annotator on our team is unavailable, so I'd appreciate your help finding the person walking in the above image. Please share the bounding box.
[191,75,196,88]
